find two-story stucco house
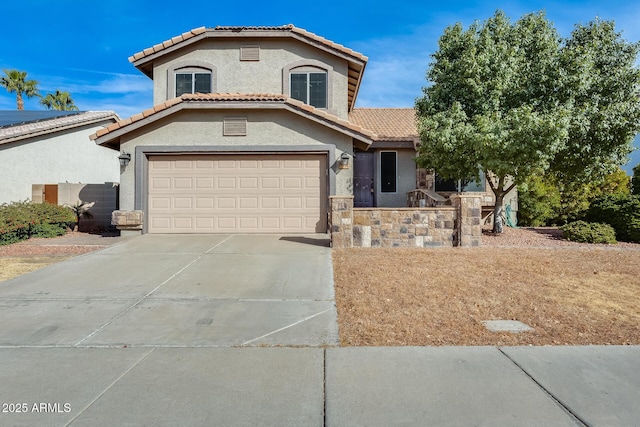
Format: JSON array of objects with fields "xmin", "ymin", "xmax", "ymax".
[{"xmin": 91, "ymin": 25, "xmax": 512, "ymax": 235}]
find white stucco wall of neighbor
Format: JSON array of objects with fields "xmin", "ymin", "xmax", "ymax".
[
  {"xmin": 0, "ymin": 123, "xmax": 120, "ymax": 204},
  {"xmin": 117, "ymin": 109, "xmax": 354, "ymax": 211}
]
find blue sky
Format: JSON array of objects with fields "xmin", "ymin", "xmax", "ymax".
[{"xmin": 1, "ymin": 0, "xmax": 639, "ymax": 172}]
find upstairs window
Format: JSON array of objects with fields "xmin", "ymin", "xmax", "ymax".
[
  {"xmin": 175, "ymin": 68, "xmax": 212, "ymax": 96},
  {"xmin": 290, "ymin": 70, "xmax": 327, "ymax": 108}
]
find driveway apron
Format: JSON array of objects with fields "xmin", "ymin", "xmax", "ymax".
[{"xmin": 0, "ymin": 234, "xmax": 338, "ymax": 347}]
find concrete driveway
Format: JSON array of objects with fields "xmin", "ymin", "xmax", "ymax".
[{"xmin": 0, "ymin": 234, "xmax": 338, "ymax": 347}]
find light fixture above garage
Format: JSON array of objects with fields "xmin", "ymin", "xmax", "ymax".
[
  {"xmin": 118, "ymin": 151, "xmax": 131, "ymax": 167},
  {"xmin": 339, "ymin": 152, "xmax": 350, "ymax": 169}
]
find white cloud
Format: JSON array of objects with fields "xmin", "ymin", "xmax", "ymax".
[
  {"xmin": 39, "ymin": 73, "xmax": 152, "ymax": 96},
  {"xmin": 350, "ymin": 22, "xmax": 442, "ymax": 108}
]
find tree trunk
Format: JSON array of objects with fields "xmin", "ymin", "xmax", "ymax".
[
  {"xmin": 17, "ymin": 92, "xmax": 24, "ymax": 110},
  {"xmin": 493, "ymin": 193, "xmax": 504, "ymax": 233}
]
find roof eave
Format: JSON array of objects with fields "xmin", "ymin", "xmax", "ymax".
[
  {"xmin": 93, "ymin": 99, "xmax": 373, "ymax": 148},
  {"xmin": 1, "ymin": 114, "xmax": 119, "ymax": 146}
]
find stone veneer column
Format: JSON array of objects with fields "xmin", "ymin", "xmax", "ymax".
[
  {"xmin": 329, "ymin": 196, "xmax": 353, "ymax": 248},
  {"xmin": 111, "ymin": 210, "xmax": 144, "ymax": 236},
  {"xmin": 451, "ymin": 194, "xmax": 482, "ymax": 247}
]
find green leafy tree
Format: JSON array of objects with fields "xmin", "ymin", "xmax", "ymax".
[
  {"xmin": 39, "ymin": 90, "xmax": 79, "ymax": 111},
  {"xmin": 416, "ymin": 11, "xmax": 640, "ymax": 233},
  {"xmin": 633, "ymin": 163, "xmax": 640, "ymax": 195},
  {"xmin": 517, "ymin": 175, "xmax": 561, "ymax": 226},
  {"xmin": 519, "ymin": 167, "xmax": 630, "ymax": 226},
  {"xmin": 0, "ymin": 69, "xmax": 40, "ymax": 110},
  {"xmin": 553, "ymin": 21, "xmax": 640, "ymax": 182}
]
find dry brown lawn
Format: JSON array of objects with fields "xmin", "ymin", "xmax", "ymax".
[
  {"xmin": 0, "ymin": 256, "xmax": 71, "ymax": 282},
  {"xmin": 333, "ymin": 247, "xmax": 640, "ymax": 346}
]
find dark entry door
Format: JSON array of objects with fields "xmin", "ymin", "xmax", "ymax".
[{"xmin": 354, "ymin": 151, "xmax": 374, "ymax": 207}]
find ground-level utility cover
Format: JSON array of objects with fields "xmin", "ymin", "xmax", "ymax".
[{"xmin": 482, "ymin": 320, "xmax": 534, "ymax": 333}]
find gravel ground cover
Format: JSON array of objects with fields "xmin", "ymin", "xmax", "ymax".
[
  {"xmin": 0, "ymin": 232, "xmax": 106, "ymax": 281},
  {"xmin": 334, "ymin": 227, "xmax": 640, "ymax": 346}
]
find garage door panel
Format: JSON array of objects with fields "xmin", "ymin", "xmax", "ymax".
[
  {"xmin": 150, "ymin": 177, "xmax": 171, "ymax": 190},
  {"xmin": 261, "ymin": 177, "xmax": 280, "ymax": 188},
  {"xmin": 217, "ymin": 217, "xmax": 237, "ymax": 229},
  {"xmin": 283, "ymin": 177, "xmax": 303, "ymax": 189},
  {"xmin": 195, "ymin": 160, "xmax": 214, "ymax": 169},
  {"xmin": 217, "ymin": 197, "xmax": 236, "ymax": 209},
  {"xmin": 283, "ymin": 197, "xmax": 302, "ymax": 209},
  {"xmin": 150, "ymin": 197, "xmax": 171, "ymax": 209},
  {"xmin": 261, "ymin": 197, "xmax": 280, "ymax": 209},
  {"xmin": 261, "ymin": 217, "xmax": 280, "ymax": 228},
  {"xmin": 195, "ymin": 198, "xmax": 214, "ymax": 209},
  {"xmin": 151, "ymin": 217, "xmax": 171, "ymax": 230},
  {"xmin": 283, "ymin": 217, "xmax": 303, "ymax": 229},
  {"xmin": 148, "ymin": 154, "xmax": 326, "ymax": 233},
  {"xmin": 195, "ymin": 177, "xmax": 214, "ymax": 188},
  {"xmin": 239, "ymin": 197, "xmax": 258, "ymax": 209},
  {"xmin": 195, "ymin": 217, "xmax": 214, "ymax": 229}
]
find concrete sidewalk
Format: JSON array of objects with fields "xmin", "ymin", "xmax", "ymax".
[{"xmin": 0, "ymin": 345, "xmax": 638, "ymax": 426}]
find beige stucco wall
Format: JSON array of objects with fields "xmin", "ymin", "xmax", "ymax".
[
  {"xmin": 117, "ymin": 109, "xmax": 353, "ymax": 211},
  {"xmin": 152, "ymin": 39, "xmax": 350, "ymax": 119},
  {"xmin": 0, "ymin": 122, "xmax": 120, "ymax": 205},
  {"xmin": 375, "ymin": 148, "xmax": 417, "ymax": 208}
]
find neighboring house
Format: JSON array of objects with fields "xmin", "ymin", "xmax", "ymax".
[
  {"xmin": 0, "ymin": 110, "xmax": 121, "ymax": 229},
  {"xmin": 91, "ymin": 25, "xmax": 512, "ymax": 235}
]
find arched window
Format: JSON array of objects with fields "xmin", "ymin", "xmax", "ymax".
[
  {"xmin": 175, "ymin": 67, "xmax": 212, "ymax": 96},
  {"xmin": 290, "ymin": 67, "xmax": 327, "ymax": 108},
  {"xmin": 283, "ymin": 61, "xmax": 332, "ymax": 109},
  {"xmin": 167, "ymin": 61, "xmax": 217, "ymax": 99}
]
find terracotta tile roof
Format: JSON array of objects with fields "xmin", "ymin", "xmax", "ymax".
[
  {"xmin": 0, "ymin": 111, "xmax": 119, "ymax": 145},
  {"xmin": 128, "ymin": 25, "xmax": 367, "ymax": 112},
  {"xmin": 349, "ymin": 108, "xmax": 418, "ymax": 141},
  {"xmin": 128, "ymin": 27, "xmax": 207, "ymax": 63},
  {"xmin": 90, "ymin": 94, "xmax": 374, "ymax": 145},
  {"xmin": 129, "ymin": 25, "xmax": 367, "ymax": 64}
]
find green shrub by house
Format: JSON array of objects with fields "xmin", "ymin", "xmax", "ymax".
[
  {"xmin": 560, "ymin": 221, "xmax": 617, "ymax": 244},
  {"xmin": 0, "ymin": 201, "xmax": 75, "ymax": 245},
  {"xmin": 585, "ymin": 195, "xmax": 640, "ymax": 243}
]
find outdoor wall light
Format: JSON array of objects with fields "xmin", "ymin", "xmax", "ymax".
[
  {"xmin": 118, "ymin": 151, "xmax": 131, "ymax": 167},
  {"xmin": 339, "ymin": 152, "xmax": 350, "ymax": 168}
]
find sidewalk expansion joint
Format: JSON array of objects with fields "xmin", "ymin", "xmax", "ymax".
[
  {"xmin": 241, "ymin": 307, "xmax": 333, "ymax": 346},
  {"xmin": 497, "ymin": 347, "xmax": 588, "ymax": 427},
  {"xmin": 323, "ymin": 347, "xmax": 327, "ymax": 427},
  {"xmin": 73, "ymin": 236, "xmax": 233, "ymax": 347},
  {"xmin": 64, "ymin": 348, "xmax": 155, "ymax": 426}
]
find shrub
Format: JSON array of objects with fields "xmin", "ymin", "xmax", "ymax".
[
  {"xmin": 585, "ymin": 194, "xmax": 640, "ymax": 243},
  {"xmin": 0, "ymin": 201, "xmax": 75, "ymax": 245},
  {"xmin": 560, "ymin": 221, "xmax": 617, "ymax": 244}
]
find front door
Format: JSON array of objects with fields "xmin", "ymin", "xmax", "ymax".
[{"xmin": 354, "ymin": 151, "xmax": 374, "ymax": 207}]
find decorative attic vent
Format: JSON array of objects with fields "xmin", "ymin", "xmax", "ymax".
[
  {"xmin": 223, "ymin": 117, "xmax": 247, "ymax": 136},
  {"xmin": 240, "ymin": 45, "xmax": 260, "ymax": 61}
]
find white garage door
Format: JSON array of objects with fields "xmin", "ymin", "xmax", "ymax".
[{"xmin": 147, "ymin": 154, "xmax": 327, "ymax": 233}]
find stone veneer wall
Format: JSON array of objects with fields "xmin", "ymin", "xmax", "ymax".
[
  {"xmin": 352, "ymin": 207, "xmax": 457, "ymax": 248},
  {"xmin": 330, "ymin": 194, "xmax": 482, "ymax": 248}
]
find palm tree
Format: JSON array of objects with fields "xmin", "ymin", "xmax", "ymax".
[
  {"xmin": 40, "ymin": 90, "xmax": 79, "ymax": 111},
  {"xmin": 0, "ymin": 69, "xmax": 40, "ymax": 110}
]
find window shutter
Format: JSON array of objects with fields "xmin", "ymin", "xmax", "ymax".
[
  {"xmin": 240, "ymin": 45, "xmax": 260, "ymax": 61},
  {"xmin": 223, "ymin": 117, "xmax": 247, "ymax": 136}
]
